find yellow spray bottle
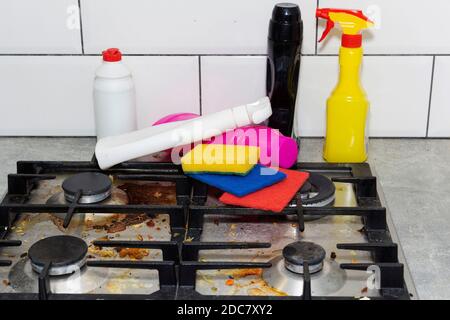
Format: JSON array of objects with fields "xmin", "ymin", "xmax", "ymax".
[{"xmin": 316, "ymin": 8, "xmax": 374, "ymax": 163}]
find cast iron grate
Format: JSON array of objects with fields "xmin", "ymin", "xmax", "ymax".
[
  {"xmin": 0, "ymin": 160, "xmax": 412, "ymax": 300},
  {"xmin": 0, "ymin": 239, "xmax": 22, "ymax": 266}
]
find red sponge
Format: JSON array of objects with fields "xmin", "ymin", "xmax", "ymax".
[{"xmin": 219, "ymin": 169, "xmax": 310, "ymax": 212}]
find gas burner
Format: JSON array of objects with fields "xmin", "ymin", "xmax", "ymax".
[
  {"xmin": 263, "ymin": 241, "xmax": 346, "ymax": 296},
  {"xmin": 283, "ymin": 241, "xmax": 326, "ymax": 274},
  {"xmin": 62, "ymin": 172, "xmax": 112, "ymax": 204},
  {"xmin": 299, "ymin": 173, "xmax": 335, "ymax": 207},
  {"xmin": 46, "ymin": 175, "xmax": 128, "ymax": 225},
  {"xmin": 28, "ymin": 235, "xmax": 88, "ymax": 276}
]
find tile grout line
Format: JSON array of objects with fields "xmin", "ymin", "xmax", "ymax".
[
  {"xmin": 77, "ymin": 0, "xmax": 85, "ymax": 54},
  {"xmin": 315, "ymin": 0, "xmax": 319, "ymax": 55},
  {"xmin": 425, "ymin": 55, "xmax": 436, "ymax": 137},
  {"xmin": 198, "ymin": 56, "xmax": 203, "ymax": 115},
  {"xmin": 2, "ymin": 53, "xmax": 450, "ymax": 57}
]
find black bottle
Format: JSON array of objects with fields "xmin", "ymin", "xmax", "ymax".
[{"xmin": 266, "ymin": 3, "xmax": 303, "ymax": 137}]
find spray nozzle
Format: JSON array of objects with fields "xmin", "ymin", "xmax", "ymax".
[{"xmin": 316, "ymin": 8, "xmax": 374, "ymax": 44}]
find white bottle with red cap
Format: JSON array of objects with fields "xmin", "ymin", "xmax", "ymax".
[{"xmin": 93, "ymin": 48, "xmax": 137, "ymax": 140}]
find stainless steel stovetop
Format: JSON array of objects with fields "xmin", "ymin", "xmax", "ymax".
[{"xmin": 0, "ymin": 161, "xmax": 417, "ymax": 300}]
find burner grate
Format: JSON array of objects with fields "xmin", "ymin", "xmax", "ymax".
[
  {"xmin": 178, "ymin": 242, "xmax": 272, "ymax": 296},
  {"xmin": 0, "ymin": 160, "xmax": 413, "ymax": 300},
  {"xmin": 0, "ymin": 239, "xmax": 22, "ymax": 266}
]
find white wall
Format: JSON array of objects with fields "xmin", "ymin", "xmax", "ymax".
[{"xmin": 0, "ymin": 0, "xmax": 448, "ymax": 137}]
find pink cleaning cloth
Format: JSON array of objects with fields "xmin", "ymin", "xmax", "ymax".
[{"xmin": 153, "ymin": 114, "xmax": 298, "ymax": 168}]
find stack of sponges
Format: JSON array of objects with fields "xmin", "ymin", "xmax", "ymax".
[{"xmin": 182, "ymin": 144, "xmax": 309, "ymax": 212}]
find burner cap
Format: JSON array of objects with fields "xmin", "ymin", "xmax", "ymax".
[
  {"xmin": 299, "ymin": 173, "xmax": 335, "ymax": 207},
  {"xmin": 283, "ymin": 241, "xmax": 326, "ymax": 274},
  {"xmin": 262, "ymin": 255, "xmax": 346, "ymax": 296},
  {"xmin": 28, "ymin": 235, "xmax": 88, "ymax": 276},
  {"xmin": 62, "ymin": 172, "xmax": 112, "ymax": 204}
]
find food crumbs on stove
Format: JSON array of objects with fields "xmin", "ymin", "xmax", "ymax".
[
  {"xmin": 20, "ymin": 252, "xmax": 28, "ymax": 258},
  {"xmin": 3, "ymin": 280, "xmax": 10, "ymax": 286},
  {"xmin": 153, "ymin": 192, "xmax": 162, "ymax": 198},
  {"xmin": 225, "ymin": 279, "xmax": 234, "ymax": 286},
  {"xmin": 213, "ymin": 219, "xmax": 219, "ymax": 226},
  {"xmin": 361, "ymin": 287, "xmax": 368, "ymax": 294},
  {"xmin": 229, "ymin": 268, "xmax": 263, "ymax": 278},
  {"xmin": 118, "ymin": 248, "xmax": 149, "ymax": 260},
  {"xmin": 146, "ymin": 220, "xmax": 155, "ymax": 228},
  {"xmin": 156, "ymin": 227, "xmax": 161, "ymax": 231},
  {"xmin": 330, "ymin": 252, "xmax": 337, "ymax": 260},
  {"xmin": 88, "ymin": 245, "xmax": 117, "ymax": 258},
  {"xmin": 358, "ymin": 227, "xmax": 366, "ymax": 233},
  {"xmin": 106, "ymin": 282, "xmax": 121, "ymax": 294},
  {"xmin": 136, "ymin": 234, "xmax": 144, "ymax": 241},
  {"xmin": 162, "ymin": 218, "xmax": 166, "ymax": 222},
  {"xmin": 147, "ymin": 235, "xmax": 153, "ymax": 240},
  {"xmin": 211, "ymin": 287, "xmax": 218, "ymax": 292}
]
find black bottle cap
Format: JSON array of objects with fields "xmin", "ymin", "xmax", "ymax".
[
  {"xmin": 272, "ymin": 3, "xmax": 301, "ymax": 24},
  {"xmin": 269, "ymin": 3, "xmax": 303, "ymax": 42}
]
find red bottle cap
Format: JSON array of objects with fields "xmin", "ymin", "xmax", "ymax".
[
  {"xmin": 342, "ymin": 34, "xmax": 362, "ymax": 48},
  {"xmin": 102, "ymin": 48, "xmax": 122, "ymax": 62}
]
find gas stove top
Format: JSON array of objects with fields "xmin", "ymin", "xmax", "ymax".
[{"xmin": 0, "ymin": 159, "xmax": 417, "ymax": 300}]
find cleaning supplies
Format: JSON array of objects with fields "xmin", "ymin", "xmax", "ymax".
[
  {"xmin": 153, "ymin": 113, "xmax": 298, "ymax": 169},
  {"xmin": 187, "ymin": 164, "xmax": 286, "ymax": 197},
  {"xmin": 181, "ymin": 144, "xmax": 260, "ymax": 175},
  {"xmin": 209, "ymin": 126, "xmax": 298, "ymax": 169},
  {"xmin": 95, "ymin": 97, "xmax": 272, "ymax": 169},
  {"xmin": 93, "ymin": 48, "xmax": 137, "ymax": 140},
  {"xmin": 219, "ymin": 168, "xmax": 309, "ymax": 212},
  {"xmin": 316, "ymin": 8, "xmax": 374, "ymax": 162},
  {"xmin": 267, "ymin": 3, "xmax": 303, "ymax": 137}
]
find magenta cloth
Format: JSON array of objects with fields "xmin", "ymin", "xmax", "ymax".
[{"xmin": 153, "ymin": 114, "xmax": 298, "ymax": 168}]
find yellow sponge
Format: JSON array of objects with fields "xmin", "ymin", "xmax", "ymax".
[{"xmin": 181, "ymin": 144, "xmax": 260, "ymax": 175}]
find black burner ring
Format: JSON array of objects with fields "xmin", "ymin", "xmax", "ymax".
[
  {"xmin": 28, "ymin": 236, "xmax": 88, "ymax": 275},
  {"xmin": 283, "ymin": 241, "xmax": 326, "ymax": 274},
  {"xmin": 300, "ymin": 173, "xmax": 335, "ymax": 207},
  {"xmin": 62, "ymin": 172, "xmax": 112, "ymax": 203}
]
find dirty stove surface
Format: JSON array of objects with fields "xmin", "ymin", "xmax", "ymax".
[{"xmin": 0, "ymin": 161, "xmax": 416, "ymax": 299}]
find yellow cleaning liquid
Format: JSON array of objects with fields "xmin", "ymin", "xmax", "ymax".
[
  {"xmin": 324, "ymin": 47, "xmax": 369, "ymax": 162},
  {"xmin": 316, "ymin": 8, "xmax": 374, "ymax": 163}
]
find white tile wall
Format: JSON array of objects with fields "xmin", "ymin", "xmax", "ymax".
[
  {"xmin": 81, "ymin": 0, "xmax": 316, "ymax": 54},
  {"xmin": 0, "ymin": 56, "xmax": 200, "ymax": 135},
  {"xmin": 428, "ymin": 57, "xmax": 450, "ymax": 137},
  {"xmin": 128, "ymin": 56, "xmax": 200, "ymax": 128},
  {"xmin": 318, "ymin": 0, "xmax": 450, "ymax": 54},
  {"xmin": 0, "ymin": 0, "xmax": 449, "ymax": 137},
  {"xmin": 296, "ymin": 56, "xmax": 433, "ymax": 137},
  {"xmin": 201, "ymin": 56, "xmax": 266, "ymax": 114},
  {"xmin": 0, "ymin": 56, "xmax": 97, "ymax": 135},
  {"xmin": 0, "ymin": 0, "xmax": 81, "ymax": 54}
]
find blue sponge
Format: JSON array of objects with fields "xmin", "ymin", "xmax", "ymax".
[{"xmin": 187, "ymin": 164, "xmax": 286, "ymax": 197}]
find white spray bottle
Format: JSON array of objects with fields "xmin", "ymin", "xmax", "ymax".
[{"xmin": 95, "ymin": 97, "xmax": 273, "ymax": 169}]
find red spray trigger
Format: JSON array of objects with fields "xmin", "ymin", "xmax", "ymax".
[
  {"xmin": 316, "ymin": 8, "xmax": 374, "ymax": 43},
  {"xmin": 319, "ymin": 19, "xmax": 334, "ymax": 42},
  {"xmin": 316, "ymin": 8, "xmax": 333, "ymax": 42}
]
